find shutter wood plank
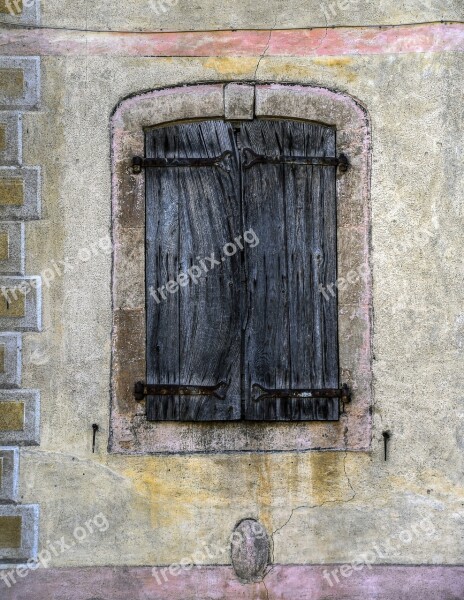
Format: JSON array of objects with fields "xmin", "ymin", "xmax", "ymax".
[
  {"xmin": 240, "ymin": 120, "xmax": 339, "ymax": 421},
  {"xmin": 145, "ymin": 121, "xmax": 241, "ymax": 421}
]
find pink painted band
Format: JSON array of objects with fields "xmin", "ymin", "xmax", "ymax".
[
  {"xmin": 0, "ymin": 23, "xmax": 463, "ymax": 57},
  {"xmin": 2, "ymin": 564, "xmax": 464, "ymax": 599}
]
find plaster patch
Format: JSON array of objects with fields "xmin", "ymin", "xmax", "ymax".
[
  {"xmin": 0, "ymin": 222, "xmax": 25, "ymax": 275},
  {"xmin": 0, "ymin": 276, "xmax": 41, "ymax": 331},
  {"xmin": 0, "ymin": 402, "xmax": 24, "ymax": 431},
  {"xmin": 0, "ymin": 0, "xmax": 38, "ymax": 25}
]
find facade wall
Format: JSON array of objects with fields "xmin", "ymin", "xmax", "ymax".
[{"xmin": 0, "ymin": 1, "xmax": 463, "ymax": 597}]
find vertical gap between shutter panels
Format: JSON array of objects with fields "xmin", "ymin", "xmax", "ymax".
[
  {"xmin": 176, "ymin": 128, "xmax": 182, "ymax": 418},
  {"xmin": 234, "ymin": 124, "xmax": 246, "ymax": 421}
]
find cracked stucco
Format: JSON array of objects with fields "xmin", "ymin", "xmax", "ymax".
[
  {"xmin": 15, "ymin": 0, "xmax": 464, "ymax": 32},
  {"xmin": 16, "ymin": 48, "xmax": 464, "ymax": 568},
  {"xmin": 1, "ymin": 0, "xmax": 461, "ymax": 578}
]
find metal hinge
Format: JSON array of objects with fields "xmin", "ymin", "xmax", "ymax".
[
  {"xmin": 242, "ymin": 147, "xmax": 349, "ymax": 172},
  {"xmin": 251, "ymin": 383, "xmax": 351, "ymax": 403},
  {"xmin": 134, "ymin": 381, "xmax": 229, "ymax": 401},
  {"xmin": 132, "ymin": 151, "xmax": 232, "ymax": 174}
]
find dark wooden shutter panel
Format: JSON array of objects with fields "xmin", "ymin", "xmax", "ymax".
[
  {"xmin": 239, "ymin": 120, "xmax": 340, "ymax": 420},
  {"xmin": 145, "ymin": 118, "xmax": 340, "ymax": 422},
  {"xmin": 145, "ymin": 121, "xmax": 241, "ymax": 421}
]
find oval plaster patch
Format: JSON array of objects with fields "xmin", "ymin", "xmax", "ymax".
[{"xmin": 231, "ymin": 518, "xmax": 270, "ymax": 582}]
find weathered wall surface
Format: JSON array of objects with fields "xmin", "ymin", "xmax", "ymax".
[
  {"xmin": 0, "ymin": 0, "xmax": 463, "ymax": 598},
  {"xmin": 39, "ymin": 0, "xmax": 463, "ymax": 31},
  {"xmin": 18, "ymin": 44, "xmax": 464, "ymax": 562}
]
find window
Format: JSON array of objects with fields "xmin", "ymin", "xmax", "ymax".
[
  {"xmin": 141, "ymin": 118, "xmax": 346, "ymax": 421},
  {"xmin": 110, "ymin": 83, "xmax": 372, "ymax": 453}
]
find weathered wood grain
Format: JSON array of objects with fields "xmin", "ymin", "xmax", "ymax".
[
  {"xmin": 146, "ymin": 120, "xmax": 241, "ymax": 420},
  {"xmin": 145, "ymin": 119, "xmax": 339, "ymax": 421},
  {"xmin": 239, "ymin": 120, "xmax": 339, "ymax": 420}
]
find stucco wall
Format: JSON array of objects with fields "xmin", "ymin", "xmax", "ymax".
[
  {"xmin": 18, "ymin": 46, "xmax": 464, "ymax": 561},
  {"xmin": 0, "ymin": 1, "xmax": 463, "ymax": 597},
  {"xmin": 39, "ymin": 0, "xmax": 463, "ymax": 31}
]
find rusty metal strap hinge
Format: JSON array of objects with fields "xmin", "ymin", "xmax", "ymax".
[
  {"xmin": 252, "ymin": 383, "xmax": 351, "ymax": 403},
  {"xmin": 134, "ymin": 381, "xmax": 229, "ymax": 401},
  {"xmin": 132, "ymin": 151, "xmax": 232, "ymax": 174},
  {"xmin": 242, "ymin": 148, "xmax": 349, "ymax": 172}
]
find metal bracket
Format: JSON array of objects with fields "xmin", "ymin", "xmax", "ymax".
[
  {"xmin": 132, "ymin": 151, "xmax": 232, "ymax": 174},
  {"xmin": 134, "ymin": 381, "xmax": 229, "ymax": 401},
  {"xmin": 242, "ymin": 147, "xmax": 349, "ymax": 172},
  {"xmin": 252, "ymin": 383, "xmax": 351, "ymax": 403}
]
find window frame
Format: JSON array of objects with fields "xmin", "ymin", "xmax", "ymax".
[{"xmin": 110, "ymin": 83, "xmax": 372, "ymax": 454}]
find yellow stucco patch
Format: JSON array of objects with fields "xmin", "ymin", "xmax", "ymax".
[
  {"xmin": 312, "ymin": 56, "xmax": 353, "ymax": 68},
  {"xmin": 120, "ymin": 451, "xmax": 352, "ymax": 536},
  {"xmin": 0, "ymin": 125, "xmax": 6, "ymax": 152},
  {"xmin": 0, "ymin": 401, "xmax": 25, "ymax": 431},
  {"xmin": 0, "ymin": 516, "xmax": 22, "ymax": 548},
  {"xmin": 0, "ymin": 291, "xmax": 25, "ymax": 317},
  {"xmin": 265, "ymin": 59, "xmax": 357, "ymax": 82},
  {"xmin": 0, "ymin": 0, "xmax": 23, "ymax": 14},
  {"xmin": 0, "ymin": 178, "xmax": 24, "ymax": 206},
  {"xmin": 0, "ymin": 232, "xmax": 9, "ymax": 261},
  {"xmin": 121, "ymin": 462, "xmax": 195, "ymax": 528},
  {"xmin": 0, "ymin": 69, "xmax": 24, "ymax": 99},
  {"xmin": 203, "ymin": 57, "xmax": 257, "ymax": 76}
]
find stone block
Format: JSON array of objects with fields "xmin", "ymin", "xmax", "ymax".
[
  {"xmin": 0, "ymin": 334, "xmax": 22, "ymax": 388},
  {"xmin": 0, "ymin": 447, "xmax": 19, "ymax": 503},
  {"xmin": 0, "ymin": 277, "xmax": 41, "ymax": 331},
  {"xmin": 224, "ymin": 83, "xmax": 255, "ymax": 120},
  {"xmin": 0, "ymin": 168, "xmax": 40, "ymax": 220},
  {"xmin": 0, "ymin": 390, "xmax": 40, "ymax": 445},
  {"xmin": 0, "ymin": 58, "xmax": 40, "ymax": 110},
  {"xmin": 0, "ymin": 113, "xmax": 22, "ymax": 166},
  {"xmin": 0, "ymin": 222, "xmax": 25, "ymax": 275},
  {"xmin": 0, "ymin": 504, "xmax": 39, "ymax": 562}
]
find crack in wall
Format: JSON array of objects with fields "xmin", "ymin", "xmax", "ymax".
[
  {"xmin": 253, "ymin": 16, "xmax": 277, "ymax": 81},
  {"xmin": 263, "ymin": 450, "xmax": 356, "ymax": 580},
  {"xmin": 262, "ymin": 576, "xmax": 270, "ymax": 600},
  {"xmin": 0, "ymin": 20, "xmax": 461, "ymax": 34}
]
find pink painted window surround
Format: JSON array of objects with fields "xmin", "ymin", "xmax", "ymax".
[{"xmin": 110, "ymin": 83, "xmax": 372, "ymax": 454}]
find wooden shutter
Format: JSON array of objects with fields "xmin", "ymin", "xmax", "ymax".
[
  {"xmin": 239, "ymin": 120, "xmax": 340, "ymax": 420},
  {"xmin": 145, "ymin": 120, "xmax": 241, "ymax": 421},
  {"xmin": 145, "ymin": 118, "xmax": 340, "ymax": 422}
]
